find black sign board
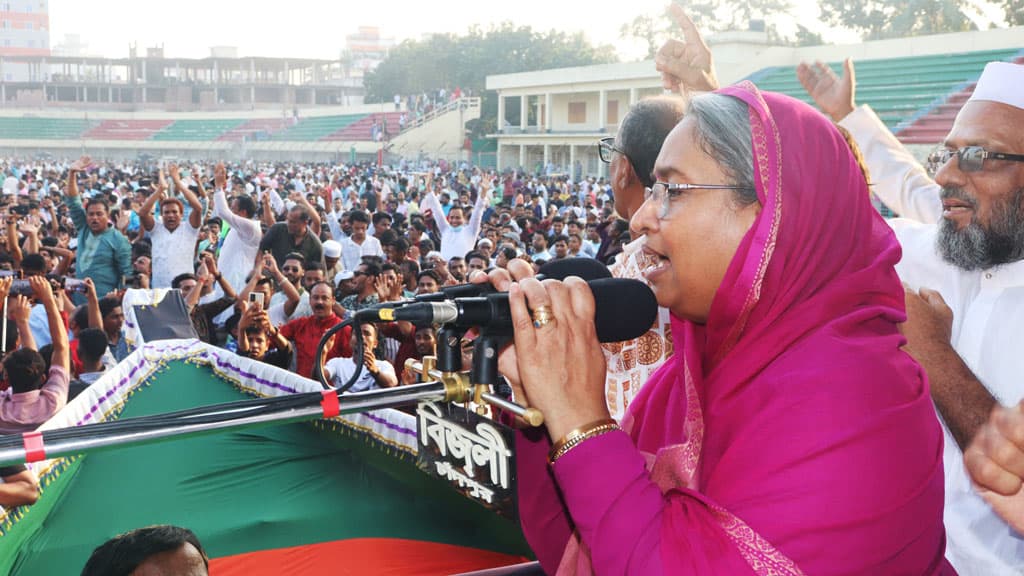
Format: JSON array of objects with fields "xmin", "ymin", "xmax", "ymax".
[{"xmin": 416, "ymin": 401, "xmax": 517, "ymax": 520}]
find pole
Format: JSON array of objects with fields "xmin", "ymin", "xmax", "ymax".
[{"xmin": 0, "ymin": 382, "xmax": 447, "ymax": 467}]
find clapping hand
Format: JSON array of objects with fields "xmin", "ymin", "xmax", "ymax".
[{"xmin": 201, "ymin": 251, "xmax": 220, "ymax": 279}]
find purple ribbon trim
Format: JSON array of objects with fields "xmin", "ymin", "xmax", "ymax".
[{"xmin": 71, "ymin": 343, "xmax": 417, "ymax": 441}]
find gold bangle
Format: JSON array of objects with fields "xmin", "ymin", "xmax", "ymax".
[{"xmin": 548, "ymin": 418, "xmax": 619, "ymax": 465}]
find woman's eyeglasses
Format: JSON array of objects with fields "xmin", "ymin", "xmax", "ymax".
[
  {"xmin": 644, "ymin": 181, "xmax": 755, "ymax": 219},
  {"xmin": 927, "ymin": 146, "xmax": 1024, "ymax": 174}
]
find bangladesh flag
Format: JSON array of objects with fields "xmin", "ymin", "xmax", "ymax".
[{"xmin": 0, "ymin": 341, "xmax": 532, "ymax": 575}]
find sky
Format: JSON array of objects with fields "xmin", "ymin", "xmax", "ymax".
[{"xmin": 47, "ymin": 0, "xmax": 852, "ymax": 62}]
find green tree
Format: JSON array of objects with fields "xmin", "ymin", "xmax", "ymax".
[
  {"xmin": 619, "ymin": 14, "xmax": 666, "ymax": 60},
  {"xmin": 685, "ymin": 0, "xmax": 795, "ymax": 32},
  {"xmin": 999, "ymin": 0, "xmax": 1024, "ymax": 25},
  {"xmin": 793, "ymin": 24, "xmax": 825, "ymax": 46},
  {"xmin": 363, "ymin": 23, "xmax": 617, "ymax": 139},
  {"xmin": 819, "ymin": 0, "xmax": 978, "ymax": 40}
]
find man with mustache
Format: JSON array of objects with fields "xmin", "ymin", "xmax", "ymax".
[
  {"xmin": 138, "ymin": 165, "xmax": 204, "ymax": 289},
  {"xmin": 269, "ymin": 281, "xmax": 349, "ymax": 379},
  {"xmin": 801, "ymin": 60, "xmax": 1024, "ymax": 575}
]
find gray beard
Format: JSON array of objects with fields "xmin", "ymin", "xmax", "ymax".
[{"xmin": 937, "ymin": 187, "xmax": 1024, "ymax": 271}]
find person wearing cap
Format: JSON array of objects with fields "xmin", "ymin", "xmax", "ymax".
[
  {"xmin": 475, "ymin": 237, "xmax": 494, "ymax": 264},
  {"xmin": 322, "ymin": 239, "xmax": 343, "ymax": 280},
  {"xmin": 800, "ymin": 58, "xmax": 1024, "ymax": 574},
  {"xmin": 333, "ymin": 269, "xmax": 358, "ymax": 302}
]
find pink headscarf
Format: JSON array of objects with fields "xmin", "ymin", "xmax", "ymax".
[{"xmin": 564, "ymin": 83, "xmax": 951, "ymax": 574}]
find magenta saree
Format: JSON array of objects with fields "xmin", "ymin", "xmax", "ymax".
[{"xmin": 516, "ymin": 83, "xmax": 954, "ymax": 575}]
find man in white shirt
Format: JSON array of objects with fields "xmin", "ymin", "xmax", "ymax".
[
  {"xmin": 138, "ymin": 165, "xmax": 203, "ymax": 289},
  {"xmin": 323, "ymin": 323, "xmax": 397, "ymax": 393},
  {"xmin": 212, "ymin": 163, "xmax": 262, "ymax": 296},
  {"xmin": 800, "ymin": 58, "xmax": 1024, "ymax": 576},
  {"xmin": 337, "ymin": 209, "xmax": 384, "ymax": 272},
  {"xmin": 420, "ymin": 178, "xmax": 490, "ymax": 261}
]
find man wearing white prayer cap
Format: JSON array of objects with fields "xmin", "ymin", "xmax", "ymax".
[{"xmin": 799, "ymin": 59, "xmax": 1024, "ymax": 575}]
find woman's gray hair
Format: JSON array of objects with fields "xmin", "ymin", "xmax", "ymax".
[{"xmin": 688, "ymin": 93, "xmax": 758, "ymax": 207}]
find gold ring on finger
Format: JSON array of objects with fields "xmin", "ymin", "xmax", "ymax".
[{"xmin": 532, "ymin": 305, "xmax": 555, "ymax": 329}]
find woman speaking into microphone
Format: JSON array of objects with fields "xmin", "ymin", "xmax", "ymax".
[{"xmin": 477, "ymin": 83, "xmax": 953, "ymax": 575}]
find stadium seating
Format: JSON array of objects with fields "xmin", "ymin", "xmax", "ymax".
[
  {"xmin": 217, "ymin": 118, "xmax": 294, "ymax": 142},
  {"xmin": 152, "ymin": 119, "xmax": 246, "ymax": 142},
  {"xmin": 898, "ymin": 53, "xmax": 1024, "ymax": 144},
  {"xmin": 749, "ymin": 48, "xmax": 1023, "ymax": 139},
  {"xmin": 82, "ymin": 119, "xmax": 174, "ymax": 141},
  {"xmin": 324, "ymin": 112, "xmax": 404, "ymax": 141},
  {"xmin": 0, "ymin": 117, "xmax": 95, "ymax": 140},
  {"xmin": 268, "ymin": 114, "xmax": 366, "ymax": 141}
]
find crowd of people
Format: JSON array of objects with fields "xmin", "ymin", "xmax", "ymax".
[
  {"xmin": 1, "ymin": 7, "xmax": 1023, "ymax": 576},
  {"xmin": 0, "ymin": 150, "xmax": 631, "ymax": 421}
]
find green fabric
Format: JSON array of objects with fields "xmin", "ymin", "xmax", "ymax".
[{"xmin": 0, "ymin": 361, "xmax": 529, "ymax": 575}]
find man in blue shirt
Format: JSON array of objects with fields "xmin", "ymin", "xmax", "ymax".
[{"xmin": 64, "ymin": 157, "xmax": 133, "ymax": 301}]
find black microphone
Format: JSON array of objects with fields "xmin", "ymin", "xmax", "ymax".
[
  {"xmin": 411, "ymin": 257, "xmax": 612, "ymax": 302},
  {"xmin": 364, "ymin": 278, "xmax": 657, "ymax": 343}
]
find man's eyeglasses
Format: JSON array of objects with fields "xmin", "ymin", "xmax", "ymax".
[
  {"xmin": 927, "ymin": 146, "xmax": 1024, "ymax": 174},
  {"xmin": 644, "ymin": 181, "xmax": 756, "ymax": 219},
  {"xmin": 598, "ymin": 137, "xmax": 625, "ymax": 164}
]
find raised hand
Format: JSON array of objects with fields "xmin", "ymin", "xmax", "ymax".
[
  {"xmin": 201, "ymin": 252, "xmax": 220, "ymax": 278},
  {"xmin": 17, "ymin": 219, "xmax": 39, "ymax": 236},
  {"xmin": 238, "ymin": 300, "xmax": 255, "ymax": 330},
  {"xmin": 362, "ymin": 347, "xmax": 378, "ymax": 374},
  {"xmin": 654, "ymin": 4, "xmax": 718, "ymax": 93},
  {"xmin": 69, "ymin": 155, "xmax": 92, "ymax": 173},
  {"xmin": 797, "ymin": 58, "xmax": 856, "ymax": 122},
  {"xmin": 157, "ymin": 169, "xmax": 169, "ymax": 195},
  {"xmin": 168, "ymin": 163, "xmax": 180, "ymax": 182},
  {"xmin": 28, "ymin": 275, "xmax": 55, "ymax": 305},
  {"xmin": 0, "ymin": 277, "xmax": 12, "ymax": 302},
  {"xmin": 7, "ymin": 295, "xmax": 31, "ymax": 323},
  {"xmin": 262, "ymin": 252, "xmax": 279, "ymax": 276},
  {"xmin": 115, "ymin": 211, "xmax": 130, "ymax": 232},
  {"xmin": 214, "ymin": 162, "xmax": 227, "ymax": 190}
]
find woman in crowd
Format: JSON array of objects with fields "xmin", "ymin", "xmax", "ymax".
[{"xmin": 487, "ymin": 83, "xmax": 954, "ymax": 574}]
